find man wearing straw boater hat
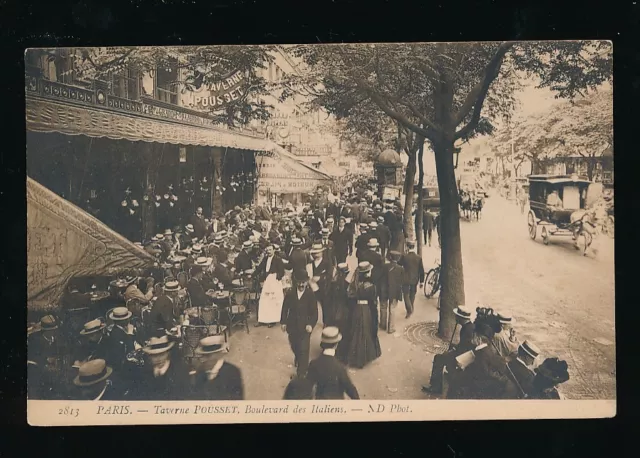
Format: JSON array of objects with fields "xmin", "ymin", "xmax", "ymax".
[
  {"xmin": 70, "ymin": 359, "xmax": 120, "ymax": 401},
  {"xmin": 422, "ymin": 306, "xmax": 475, "ymax": 395},
  {"xmin": 329, "ymin": 216, "xmax": 353, "ymax": 265},
  {"xmin": 492, "ymin": 310, "xmax": 520, "ymax": 358},
  {"xmin": 307, "ymin": 242, "xmax": 333, "ymax": 326},
  {"xmin": 190, "ymin": 336, "xmax": 244, "ymax": 400},
  {"xmin": 133, "ymin": 336, "xmax": 189, "ymax": 400},
  {"xmin": 72, "ymin": 319, "xmax": 108, "ymax": 369},
  {"xmin": 105, "ymin": 306, "xmax": 142, "ymax": 373},
  {"xmin": 187, "ymin": 257, "xmax": 212, "ymax": 308},
  {"xmin": 307, "ymin": 327, "xmax": 360, "ymax": 400},
  {"xmin": 504, "ymin": 340, "xmax": 541, "ymax": 399},
  {"xmin": 286, "ymin": 237, "xmax": 309, "ymax": 279},
  {"xmin": 281, "ymin": 270, "xmax": 318, "ymax": 377},
  {"xmin": 149, "ymin": 280, "xmax": 180, "ymax": 337},
  {"xmin": 234, "ymin": 240, "xmax": 254, "ymax": 274}
]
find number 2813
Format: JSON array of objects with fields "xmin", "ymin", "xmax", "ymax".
[{"xmin": 58, "ymin": 406, "xmax": 79, "ymax": 417}]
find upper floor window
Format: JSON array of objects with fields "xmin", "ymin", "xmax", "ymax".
[
  {"xmin": 156, "ymin": 57, "xmax": 179, "ymax": 105},
  {"xmin": 111, "ymin": 67, "xmax": 141, "ymax": 100}
]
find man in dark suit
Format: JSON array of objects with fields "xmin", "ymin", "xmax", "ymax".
[
  {"xmin": 504, "ymin": 340, "xmax": 541, "ymax": 399},
  {"xmin": 308, "ymin": 243, "xmax": 333, "ymax": 326},
  {"xmin": 190, "ymin": 335, "xmax": 244, "ymax": 400},
  {"xmin": 234, "ymin": 241, "xmax": 254, "ymax": 273},
  {"xmin": 358, "ymin": 238, "xmax": 384, "ymax": 285},
  {"xmin": 211, "ymin": 254, "xmax": 234, "ymax": 290},
  {"xmin": 329, "ymin": 217, "xmax": 353, "ymax": 265},
  {"xmin": 380, "ymin": 251, "xmax": 405, "ymax": 333},
  {"xmin": 286, "ymin": 238, "xmax": 310, "ymax": 279},
  {"xmin": 281, "ymin": 270, "xmax": 318, "ymax": 377},
  {"xmin": 189, "ymin": 207, "xmax": 207, "ymax": 240},
  {"xmin": 187, "ymin": 264, "xmax": 210, "ymax": 308},
  {"xmin": 319, "ymin": 228, "xmax": 336, "ymax": 266},
  {"xmin": 398, "ymin": 240, "xmax": 425, "ymax": 319},
  {"xmin": 422, "ymin": 306, "xmax": 475, "ymax": 394},
  {"xmin": 340, "ymin": 202, "xmax": 355, "ymax": 234},
  {"xmin": 307, "ymin": 327, "xmax": 360, "ymax": 400},
  {"xmin": 374, "ymin": 217, "xmax": 392, "ymax": 260},
  {"xmin": 149, "ymin": 281, "xmax": 180, "ymax": 337},
  {"xmin": 134, "ymin": 336, "xmax": 191, "ymax": 400}
]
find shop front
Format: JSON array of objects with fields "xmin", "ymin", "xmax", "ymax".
[
  {"xmin": 26, "ymin": 78, "xmax": 282, "ymax": 241},
  {"xmin": 256, "ymin": 149, "xmax": 333, "ymax": 209}
]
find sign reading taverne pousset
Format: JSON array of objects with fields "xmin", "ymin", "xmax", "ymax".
[{"xmin": 194, "ymin": 71, "xmax": 246, "ymax": 108}]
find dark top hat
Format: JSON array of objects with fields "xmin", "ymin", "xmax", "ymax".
[{"xmin": 294, "ymin": 270, "xmax": 310, "ymax": 282}]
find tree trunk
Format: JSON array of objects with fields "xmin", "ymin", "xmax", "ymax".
[
  {"xmin": 433, "ymin": 137, "xmax": 465, "ymax": 341},
  {"xmin": 403, "ymin": 150, "xmax": 417, "ymax": 244},
  {"xmin": 416, "ymin": 141, "xmax": 425, "ymax": 254}
]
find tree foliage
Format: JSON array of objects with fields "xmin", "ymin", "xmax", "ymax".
[
  {"xmin": 39, "ymin": 46, "xmax": 277, "ymax": 127},
  {"xmin": 279, "ymin": 40, "xmax": 612, "ymax": 340},
  {"xmin": 489, "ymin": 85, "xmax": 613, "ymax": 172}
]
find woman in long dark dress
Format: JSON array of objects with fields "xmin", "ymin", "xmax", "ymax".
[
  {"xmin": 331, "ymin": 263, "xmax": 352, "ymax": 361},
  {"xmin": 339, "ymin": 262, "xmax": 382, "ymax": 369}
]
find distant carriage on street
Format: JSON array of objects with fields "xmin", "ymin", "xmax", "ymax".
[{"xmin": 527, "ymin": 174, "xmax": 599, "ymax": 255}]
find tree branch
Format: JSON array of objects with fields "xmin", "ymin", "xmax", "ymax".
[
  {"xmin": 368, "ymin": 91, "xmax": 436, "ymax": 141},
  {"xmin": 453, "ymin": 42, "xmax": 516, "ymax": 140}
]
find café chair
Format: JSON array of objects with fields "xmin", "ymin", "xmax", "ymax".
[
  {"xmin": 180, "ymin": 324, "xmax": 210, "ymax": 364},
  {"xmin": 228, "ymin": 286, "xmax": 250, "ymax": 336},
  {"xmin": 126, "ymin": 298, "xmax": 146, "ymax": 319}
]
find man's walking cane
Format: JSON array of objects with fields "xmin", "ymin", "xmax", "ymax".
[{"xmin": 448, "ymin": 322, "xmax": 459, "ymax": 351}]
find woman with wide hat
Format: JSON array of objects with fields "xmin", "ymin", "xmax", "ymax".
[{"xmin": 340, "ymin": 262, "xmax": 382, "ymax": 369}]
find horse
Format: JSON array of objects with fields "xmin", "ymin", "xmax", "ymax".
[
  {"xmin": 459, "ymin": 192, "xmax": 473, "ymax": 220},
  {"xmin": 471, "ymin": 197, "xmax": 484, "ymax": 221},
  {"xmin": 569, "ymin": 209, "xmax": 600, "ymax": 256}
]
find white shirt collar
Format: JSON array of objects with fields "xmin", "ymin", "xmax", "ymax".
[
  {"xmin": 297, "ymin": 288, "xmax": 305, "ymax": 299},
  {"xmin": 322, "ymin": 348, "xmax": 336, "ymax": 356}
]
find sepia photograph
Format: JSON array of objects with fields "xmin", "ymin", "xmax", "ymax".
[{"xmin": 25, "ymin": 41, "xmax": 614, "ymax": 424}]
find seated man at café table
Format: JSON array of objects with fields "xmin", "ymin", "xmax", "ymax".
[
  {"xmin": 105, "ymin": 307, "xmax": 143, "ymax": 373},
  {"xmin": 72, "ymin": 319, "xmax": 109, "ymax": 369},
  {"xmin": 190, "ymin": 335, "xmax": 244, "ymax": 400},
  {"xmin": 188, "ymin": 260, "xmax": 212, "ymax": 308},
  {"xmin": 149, "ymin": 281, "xmax": 180, "ymax": 337},
  {"xmin": 123, "ymin": 275, "xmax": 154, "ymax": 304}
]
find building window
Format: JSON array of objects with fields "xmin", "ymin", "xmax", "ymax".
[
  {"xmin": 156, "ymin": 58, "xmax": 179, "ymax": 105},
  {"xmin": 111, "ymin": 67, "xmax": 141, "ymax": 100}
]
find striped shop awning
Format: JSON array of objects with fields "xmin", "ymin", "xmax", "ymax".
[{"xmin": 26, "ymin": 96, "xmax": 281, "ymax": 157}]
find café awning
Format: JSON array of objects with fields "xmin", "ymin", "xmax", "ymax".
[
  {"xmin": 27, "ymin": 176, "xmax": 156, "ymax": 312},
  {"xmin": 26, "ymin": 96, "xmax": 281, "ymax": 156},
  {"xmin": 256, "ymin": 146, "xmax": 332, "ymax": 194}
]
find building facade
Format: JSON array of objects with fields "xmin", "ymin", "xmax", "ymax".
[{"xmin": 25, "ymin": 47, "xmax": 330, "ymax": 242}]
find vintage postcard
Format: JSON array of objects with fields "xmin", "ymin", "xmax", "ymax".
[{"xmin": 26, "ymin": 41, "xmax": 615, "ymax": 426}]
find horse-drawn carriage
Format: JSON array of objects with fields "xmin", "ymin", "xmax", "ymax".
[{"xmin": 527, "ymin": 174, "xmax": 599, "ymax": 255}]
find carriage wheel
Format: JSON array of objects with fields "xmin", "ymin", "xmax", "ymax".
[
  {"xmin": 527, "ymin": 210, "xmax": 537, "ymax": 240},
  {"xmin": 541, "ymin": 226, "xmax": 549, "ymax": 245}
]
